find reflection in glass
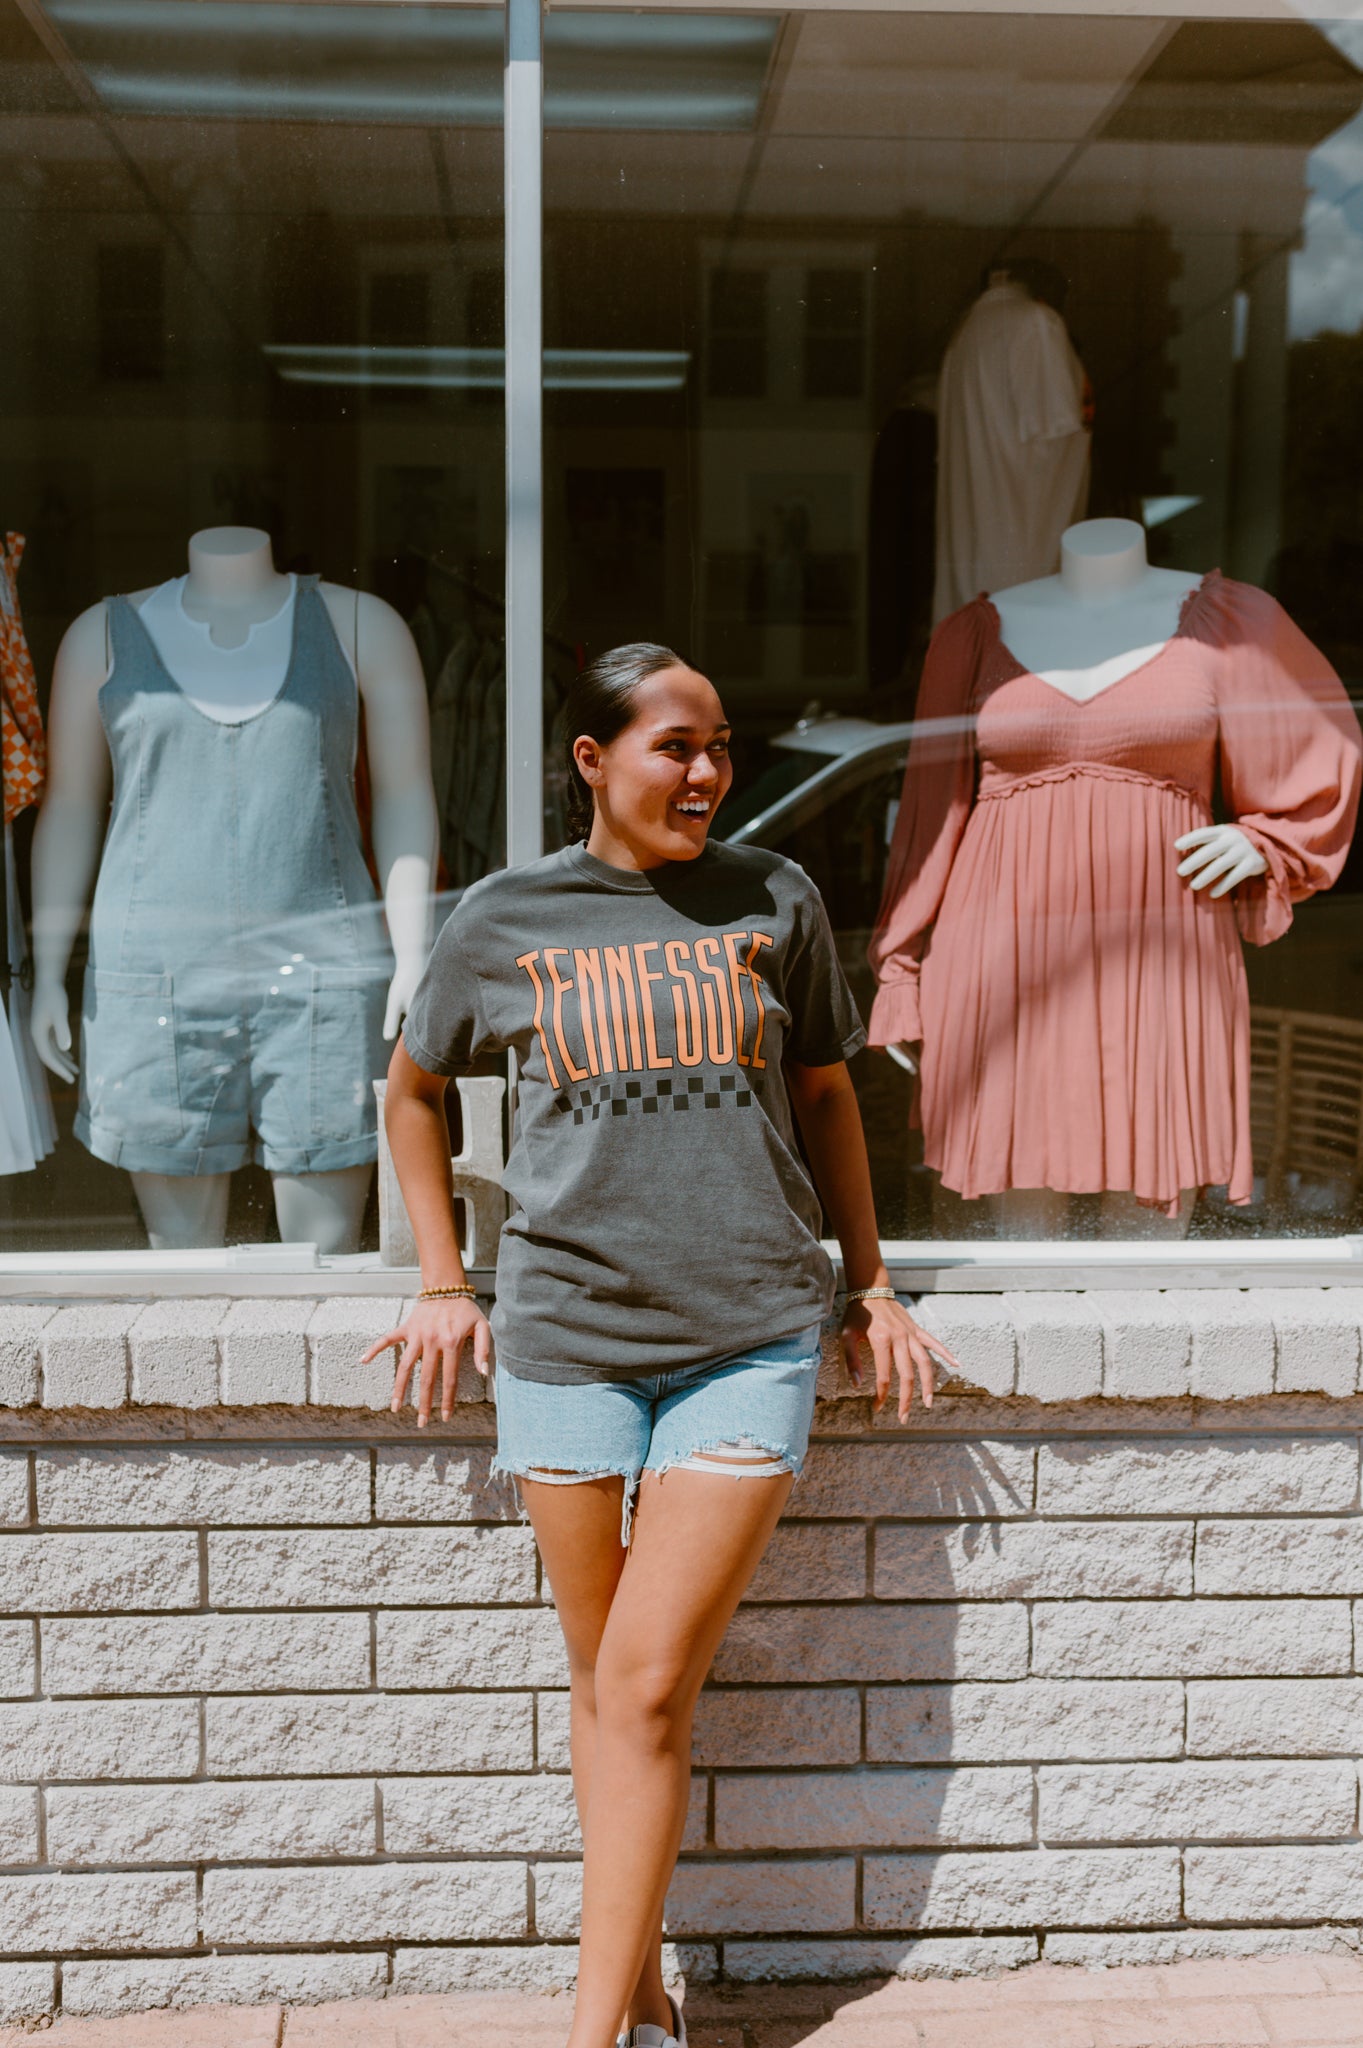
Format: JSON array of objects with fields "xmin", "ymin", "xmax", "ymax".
[
  {"xmin": 0, "ymin": 0, "xmax": 502, "ymax": 1251},
  {"xmin": 545, "ymin": 9, "xmax": 1363, "ymax": 1241}
]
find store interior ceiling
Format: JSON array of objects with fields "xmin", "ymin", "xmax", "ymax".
[{"xmin": 28, "ymin": 3, "xmax": 1363, "ymax": 223}]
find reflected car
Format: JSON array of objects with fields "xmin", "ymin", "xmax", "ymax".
[{"xmin": 718, "ymin": 713, "xmax": 912, "ymax": 940}]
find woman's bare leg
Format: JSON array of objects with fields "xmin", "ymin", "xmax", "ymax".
[
  {"xmin": 564, "ymin": 1462, "xmax": 794, "ymax": 2048},
  {"xmin": 520, "ymin": 1473, "xmax": 670, "ymax": 2035}
]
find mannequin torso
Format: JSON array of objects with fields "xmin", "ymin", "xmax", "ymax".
[
  {"xmin": 990, "ymin": 517, "xmax": 1202, "ymax": 700},
  {"xmin": 30, "ymin": 525, "xmax": 440, "ymax": 1251},
  {"xmin": 883, "ymin": 519, "xmax": 1268, "ymax": 1150}
]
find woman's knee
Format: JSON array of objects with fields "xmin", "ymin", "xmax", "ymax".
[{"xmin": 595, "ymin": 1649, "xmax": 694, "ymax": 1742}]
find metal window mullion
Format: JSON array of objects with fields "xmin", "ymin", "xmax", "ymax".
[{"xmin": 504, "ymin": 0, "xmax": 543, "ymax": 872}]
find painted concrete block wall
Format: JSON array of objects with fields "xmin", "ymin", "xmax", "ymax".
[{"xmin": 0, "ymin": 1293, "xmax": 1359, "ymax": 2022}]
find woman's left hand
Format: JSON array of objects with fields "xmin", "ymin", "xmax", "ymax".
[{"xmin": 842, "ymin": 1295, "xmax": 961, "ymax": 1419}]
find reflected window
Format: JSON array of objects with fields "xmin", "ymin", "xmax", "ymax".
[
  {"xmin": 0, "ymin": 0, "xmax": 503, "ymax": 1255},
  {"xmin": 544, "ymin": 7, "xmax": 1363, "ymax": 1244}
]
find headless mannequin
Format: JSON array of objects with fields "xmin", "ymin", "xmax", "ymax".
[
  {"xmin": 888, "ymin": 517, "xmax": 1268, "ymax": 1238},
  {"xmin": 30, "ymin": 527, "xmax": 439, "ymax": 1252}
]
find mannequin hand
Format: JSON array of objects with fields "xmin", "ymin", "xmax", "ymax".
[
  {"xmin": 383, "ymin": 956, "xmax": 426, "ymax": 1040},
  {"xmin": 29, "ymin": 979, "xmax": 77, "ymax": 1083},
  {"xmin": 884, "ymin": 1041, "xmax": 920, "ymax": 1078},
  {"xmin": 1174, "ymin": 824, "xmax": 1268, "ymax": 898},
  {"xmin": 364, "ymin": 1295, "xmax": 492, "ymax": 1427},
  {"xmin": 842, "ymin": 1295, "xmax": 961, "ymax": 1420}
]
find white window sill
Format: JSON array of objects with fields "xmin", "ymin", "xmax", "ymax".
[{"xmin": 0, "ymin": 1236, "xmax": 1360, "ymax": 1299}]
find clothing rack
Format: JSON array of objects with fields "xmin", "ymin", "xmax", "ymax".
[{"xmin": 405, "ymin": 550, "xmax": 579, "ymax": 664}]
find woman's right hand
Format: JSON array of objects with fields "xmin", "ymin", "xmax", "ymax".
[{"xmin": 362, "ymin": 1296, "xmax": 492, "ymax": 1428}]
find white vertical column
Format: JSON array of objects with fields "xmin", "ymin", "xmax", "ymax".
[{"xmin": 504, "ymin": 0, "xmax": 543, "ymax": 870}]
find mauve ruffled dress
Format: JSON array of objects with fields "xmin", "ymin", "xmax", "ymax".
[{"xmin": 867, "ymin": 572, "xmax": 1363, "ymax": 1212}]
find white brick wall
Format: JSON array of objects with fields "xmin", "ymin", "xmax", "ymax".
[
  {"xmin": 1036, "ymin": 1761, "xmax": 1357, "ymax": 1842},
  {"xmin": 0, "ymin": 1289, "xmax": 1360, "ymax": 2023}
]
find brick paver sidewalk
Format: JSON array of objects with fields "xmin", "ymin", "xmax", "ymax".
[{"xmin": 6, "ymin": 1952, "xmax": 1363, "ymax": 2047}]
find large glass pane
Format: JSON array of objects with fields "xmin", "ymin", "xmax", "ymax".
[
  {"xmin": 543, "ymin": 7, "xmax": 1363, "ymax": 1243},
  {"xmin": 0, "ymin": 0, "xmax": 502, "ymax": 1251}
]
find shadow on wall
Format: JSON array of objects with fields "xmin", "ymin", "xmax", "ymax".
[{"xmin": 663, "ymin": 1416, "xmax": 1023, "ymax": 1993}]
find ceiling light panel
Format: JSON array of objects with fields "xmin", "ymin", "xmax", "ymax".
[{"xmin": 44, "ymin": 0, "xmax": 778, "ymax": 130}]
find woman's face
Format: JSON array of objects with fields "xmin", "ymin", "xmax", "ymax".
[{"xmin": 575, "ymin": 665, "xmax": 734, "ymax": 867}]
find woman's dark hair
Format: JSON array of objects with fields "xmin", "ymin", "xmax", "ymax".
[{"xmin": 564, "ymin": 641, "xmax": 688, "ymax": 841}]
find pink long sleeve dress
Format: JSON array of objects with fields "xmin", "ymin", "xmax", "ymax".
[{"xmin": 867, "ymin": 571, "xmax": 1363, "ymax": 1213}]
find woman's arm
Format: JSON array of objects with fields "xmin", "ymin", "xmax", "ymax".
[
  {"xmin": 361, "ymin": 1039, "xmax": 491, "ymax": 1425},
  {"xmin": 786, "ymin": 1058, "xmax": 959, "ymax": 1419}
]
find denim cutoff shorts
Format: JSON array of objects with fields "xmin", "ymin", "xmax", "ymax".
[{"xmin": 492, "ymin": 1325, "xmax": 823, "ymax": 1544}]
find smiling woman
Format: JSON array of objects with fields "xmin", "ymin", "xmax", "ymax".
[
  {"xmin": 563, "ymin": 644, "xmax": 734, "ymax": 857},
  {"xmin": 368, "ymin": 638, "xmax": 958, "ymax": 2048}
]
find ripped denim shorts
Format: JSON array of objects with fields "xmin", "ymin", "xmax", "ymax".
[{"xmin": 491, "ymin": 1325, "xmax": 823, "ymax": 1545}]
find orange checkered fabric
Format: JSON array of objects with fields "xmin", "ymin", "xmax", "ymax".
[{"xmin": 0, "ymin": 532, "xmax": 46, "ymax": 824}]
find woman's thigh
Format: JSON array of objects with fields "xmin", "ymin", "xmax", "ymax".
[
  {"xmin": 583, "ymin": 1332, "xmax": 823, "ymax": 1702},
  {"xmin": 598, "ymin": 1461, "xmax": 796, "ymax": 1712},
  {"xmin": 493, "ymin": 1370, "xmax": 654, "ymax": 1660}
]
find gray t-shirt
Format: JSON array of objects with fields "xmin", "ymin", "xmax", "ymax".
[{"xmin": 402, "ymin": 840, "xmax": 866, "ymax": 1382}]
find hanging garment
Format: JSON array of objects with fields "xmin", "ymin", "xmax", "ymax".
[
  {"xmin": 461, "ymin": 645, "xmax": 506, "ymax": 874},
  {"xmin": 0, "ymin": 535, "xmax": 45, "ymax": 822},
  {"xmin": 0, "ymin": 533, "xmax": 55, "ymax": 1175},
  {"xmin": 932, "ymin": 281, "xmax": 1090, "ymax": 624},
  {"xmin": 868, "ymin": 573, "xmax": 1363, "ymax": 1213},
  {"xmin": 0, "ymin": 821, "xmax": 56, "ymax": 1176},
  {"xmin": 77, "ymin": 575, "xmax": 392, "ymax": 1177},
  {"xmin": 438, "ymin": 631, "xmax": 505, "ymax": 887},
  {"xmin": 428, "ymin": 623, "xmax": 481, "ymax": 881}
]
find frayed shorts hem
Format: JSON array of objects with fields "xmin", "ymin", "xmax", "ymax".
[
  {"xmin": 489, "ymin": 1437, "xmax": 803, "ymax": 1488},
  {"xmin": 490, "ymin": 1444, "xmax": 801, "ymax": 1548}
]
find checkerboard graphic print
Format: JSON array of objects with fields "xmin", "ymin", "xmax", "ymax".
[{"xmin": 558, "ymin": 1073, "xmax": 754, "ymax": 1121}]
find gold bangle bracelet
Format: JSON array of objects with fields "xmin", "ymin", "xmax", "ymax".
[
  {"xmin": 846, "ymin": 1286, "xmax": 898, "ymax": 1304},
  {"xmin": 417, "ymin": 1285, "xmax": 477, "ymax": 1301}
]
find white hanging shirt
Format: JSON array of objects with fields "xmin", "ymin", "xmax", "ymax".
[
  {"xmin": 134, "ymin": 573, "xmax": 304, "ymax": 724},
  {"xmin": 932, "ymin": 281, "xmax": 1091, "ymax": 624}
]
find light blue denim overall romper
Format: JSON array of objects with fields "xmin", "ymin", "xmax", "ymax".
[{"xmin": 75, "ymin": 577, "xmax": 392, "ymax": 1176}]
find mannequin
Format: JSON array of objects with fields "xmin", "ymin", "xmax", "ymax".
[
  {"xmin": 890, "ymin": 518, "xmax": 1268, "ymax": 1093},
  {"xmin": 31, "ymin": 527, "xmax": 438, "ymax": 1251},
  {"xmin": 870, "ymin": 515, "xmax": 1361, "ymax": 1232}
]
